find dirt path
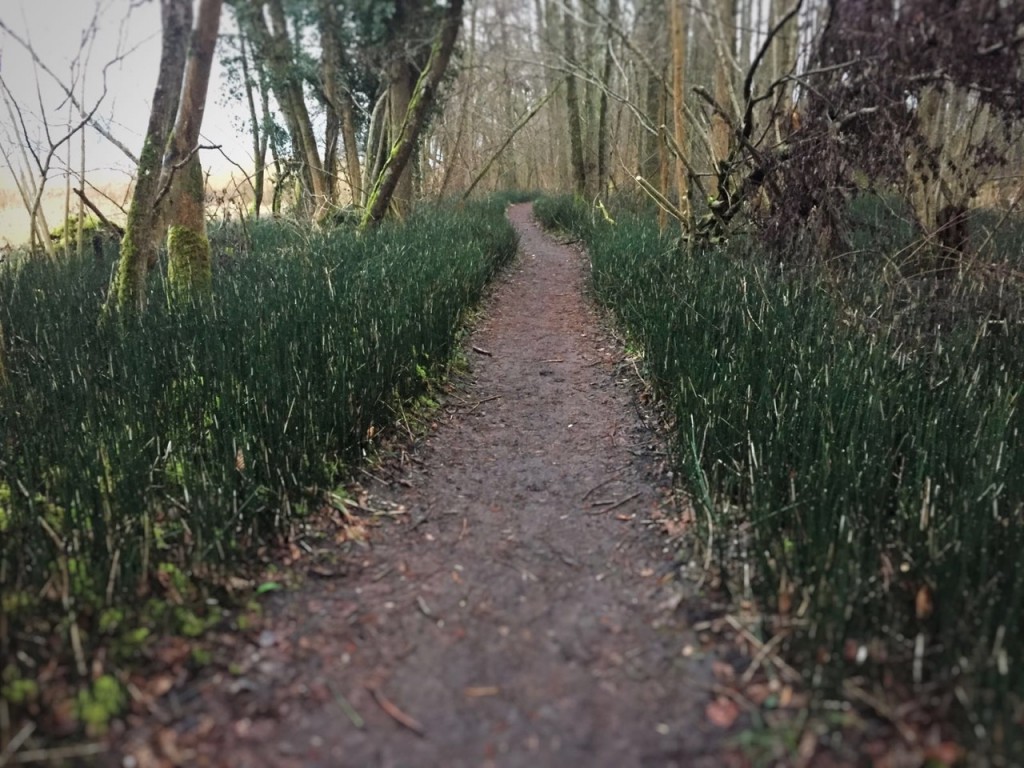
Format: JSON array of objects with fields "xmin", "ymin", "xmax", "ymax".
[{"xmin": 115, "ymin": 204, "xmax": 724, "ymax": 767}]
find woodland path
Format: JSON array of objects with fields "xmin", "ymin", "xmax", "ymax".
[{"xmin": 114, "ymin": 203, "xmax": 726, "ymax": 767}]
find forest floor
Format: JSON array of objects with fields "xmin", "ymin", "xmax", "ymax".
[{"xmin": 107, "ymin": 204, "xmax": 747, "ymax": 767}]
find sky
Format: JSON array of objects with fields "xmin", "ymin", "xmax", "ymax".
[{"xmin": 0, "ymin": 0, "xmax": 245, "ymax": 246}]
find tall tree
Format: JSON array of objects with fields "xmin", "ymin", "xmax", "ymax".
[
  {"xmin": 563, "ymin": 2, "xmax": 587, "ymax": 196},
  {"xmin": 317, "ymin": 0, "xmax": 363, "ymax": 206},
  {"xmin": 164, "ymin": 0, "xmax": 224, "ymax": 302},
  {"xmin": 112, "ymin": 0, "xmax": 191, "ymax": 311},
  {"xmin": 359, "ymin": 0, "xmax": 465, "ymax": 231}
]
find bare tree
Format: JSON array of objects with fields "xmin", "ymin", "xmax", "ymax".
[
  {"xmin": 111, "ymin": 0, "xmax": 224, "ymax": 310},
  {"xmin": 113, "ymin": 0, "xmax": 191, "ymax": 310}
]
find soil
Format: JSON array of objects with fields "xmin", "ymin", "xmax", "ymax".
[{"xmin": 111, "ymin": 204, "xmax": 732, "ymax": 767}]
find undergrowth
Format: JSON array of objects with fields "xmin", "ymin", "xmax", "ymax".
[
  {"xmin": 0, "ymin": 197, "xmax": 518, "ymax": 737},
  {"xmin": 534, "ymin": 194, "xmax": 1024, "ymax": 757}
]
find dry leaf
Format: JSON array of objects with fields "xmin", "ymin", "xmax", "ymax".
[
  {"xmin": 915, "ymin": 584, "xmax": 934, "ymax": 620},
  {"xmin": 711, "ymin": 660, "xmax": 736, "ymax": 683},
  {"xmin": 923, "ymin": 742, "xmax": 961, "ymax": 765},
  {"xmin": 148, "ymin": 675, "xmax": 175, "ymax": 698},
  {"xmin": 705, "ymin": 696, "xmax": 741, "ymax": 728}
]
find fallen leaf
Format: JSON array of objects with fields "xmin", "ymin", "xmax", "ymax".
[
  {"xmin": 923, "ymin": 742, "xmax": 961, "ymax": 765},
  {"xmin": 915, "ymin": 584, "xmax": 934, "ymax": 620},
  {"xmin": 745, "ymin": 683, "xmax": 772, "ymax": 705},
  {"xmin": 148, "ymin": 675, "xmax": 175, "ymax": 698},
  {"xmin": 705, "ymin": 696, "xmax": 741, "ymax": 728},
  {"xmin": 711, "ymin": 660, "xmax": 736, "ymax": 683}
]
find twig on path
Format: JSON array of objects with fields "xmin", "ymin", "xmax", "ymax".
[
  {"xmin": 366, "ymin": 685, "xmax": 425, "ymax": 737},
  {"xmin": 539, "ymin": 358, "xmax": 564, "ymax": 363},
  {"xmin": 327, "ymin": 681, "xmax": 365, "ymax": 730},
  {"xmin": 471, "ymin": 345, "xmax": 493, "ymax": 357},
  {"xmin": 465, "ymin": 395, "xmax": 501, "ymax": 414},
  {"xmin": 587, "ymin": 491, "xmax": 641, "ymax": 515},
  {"xmin": 458, "ymin": 517, "xmax": 468, "ymax": 542},
  {"xmin": 581, "ymin": 473, "xmax": 623, "ymax": 501}
]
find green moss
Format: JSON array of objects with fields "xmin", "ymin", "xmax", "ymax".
[
  {"xmin": 167, "ymin": 225, "xmax": 213, "ymax": 303},
  {"xmin": 0, "ymin": 481, "xmax": 10, "ymax": 532},
  {"xmin": 75, "ymin": 675, "xmax": 125, "ymax": 733},
  {"xmin": 2, "ymin": 677, "xmax": 40, "ymax": 704}
]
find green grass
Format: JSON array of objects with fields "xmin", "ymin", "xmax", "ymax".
[
  {"xmin": 0, "ymin": 197, "xmax": 518, "ymax": 734},
  {"xmin": 534, "ymin": 194, "xmax": 1024, "ymax": 755}
]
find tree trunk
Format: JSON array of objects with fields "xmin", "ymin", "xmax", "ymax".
[
  {"xmin": 710, "ymin": 0, "xmax": 736, "ymax": 197},
  {"xmin": 596, "ymin": 0, "xmax": 619, "ymax": 197},
  {"xmin": 165, "ymin": 0, "xmax": 223, "ymax": 303},
  {"xmin": 239, "ymin": 33, "xmax": 267, "ymax": 218},
  {"xmin": 669, "ymin": 0, "xmax": 690, "ymax": 220},
  {"xmin": 240, "ymin": 0, "xmax": 327, "ymax": 216},
  {"xmin": 563, "ymin": 2, "xmax": 587, "ymax": 197},
  {"xmin": 359, "ymin": 0, "xmax": 465, "ymax": 233},
  {"xmin": 318, "ymin": 0, "xmax": 362, "ymax": 207},
  {"xmin": 111, "ymin": 0, "xmax": 191, "ymax": 312},
  {"xmin": 387, "ymin": 58, "xmax": 417, "ymax": 218}
]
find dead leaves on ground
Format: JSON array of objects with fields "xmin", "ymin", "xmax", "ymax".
[{"xmin": 697, "ymin": 614, "xmax": 965, "ymax": 767}]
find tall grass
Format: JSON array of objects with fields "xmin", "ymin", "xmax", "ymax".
[
  {"xmin": 0, "ymin": 199, "xmax": 517, "ymax": 723},
  {"xmin": 535, "ymin": 195, "xmax": 1024, "ymax": 752}
]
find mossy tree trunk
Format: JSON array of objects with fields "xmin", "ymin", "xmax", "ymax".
[
  {"xmin": 111, "ymin": 0, "xmax": 191, "ymax": 312},
  {"xmin": 359, "ymin": 0, "xmax": 465, "ymax": 233},
  {"xmin": 164, "ymin": 0, "xmax": 223, "ymax": 303}
]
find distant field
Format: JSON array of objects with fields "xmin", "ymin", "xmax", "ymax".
[{"xmin": 0, "ymin": 171, "xmax": 254, "ymax": 248}]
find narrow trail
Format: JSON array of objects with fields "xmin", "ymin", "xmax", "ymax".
[{"xmin": 117, "ymin": 204, "xmax": 723, "ymax": 768}]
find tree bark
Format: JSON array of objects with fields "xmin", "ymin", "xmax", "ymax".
[
  {"xmin": 668, "ymin": 0, "xmax": 690, "ymax": 220},
  {"xmin": 239, "ymin": 33, "xmax": 268, "ymax": 218},
  {"xmin": 563, "ymin": 2, "xmax": 587, "ymax": 197},
  {"xmin": 164, "ymin": 0, "xmax": 223, "ymax": 303},
  {"xmin": 317, "ymin": 0, "xmax": 362, "ymax": 207},
  {"xmin": 387, "ymin": 58, "xmax": 417, "ymax": 218},
  {"xmin": 111, "ymin": 0, "xmax": 191, "ymax": 312},
  {"xmin": 596, "ymin": 0, "xmax": 619, "ymax": 197},
  {"xmin": 359, "ymin": 0, "xmax": 465, "ymax": 232},
  {"xmin": 710, "ymin": 0, "xmax": 736, "ymax": 197}
]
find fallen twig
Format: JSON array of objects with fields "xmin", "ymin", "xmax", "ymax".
[
  {"xmin": 327, "ymin": 681, "xmax": 365, "ymax": 730},
  {"xmin": 367, "ymin": 685, "xmax": 425, "ymax": 736},
  {"xmin": 606, "ymin": 491, "xmax": 642, "ymax": 512},
  {"xmin": 587, "ymin": 491, "xmax": 642, "ymax": 515},
  {"xmin": 0, "ymin": 722, "xmax": 35, "ymax": 766},
  {"xmin": 471, "ymin": 345, "xmax": 493, "ymax": 356},
  {"xmin": 723, "ymin": 614, "xmax": 802, "ymax": 683},
  {"xmin": 7, "ymin": 741, "xmax": 105, "ymax": 765},
  {"xmin": 465, "ymin": 395, "xmax": 501, "ymax": 414}
]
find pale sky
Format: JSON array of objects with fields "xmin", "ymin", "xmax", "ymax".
[{"xmin": 0, "ymin": 0, "xmax": 245, "ymax": 246}]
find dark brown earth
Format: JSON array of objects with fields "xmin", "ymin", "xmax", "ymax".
[{"xmin": 112, "ymin": 204, "xmax": 732, "ymax": 767}]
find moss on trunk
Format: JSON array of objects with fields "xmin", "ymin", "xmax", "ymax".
[{"xmin": 167, "ymin": 225, "xmax": 212, "ymax": 303}]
